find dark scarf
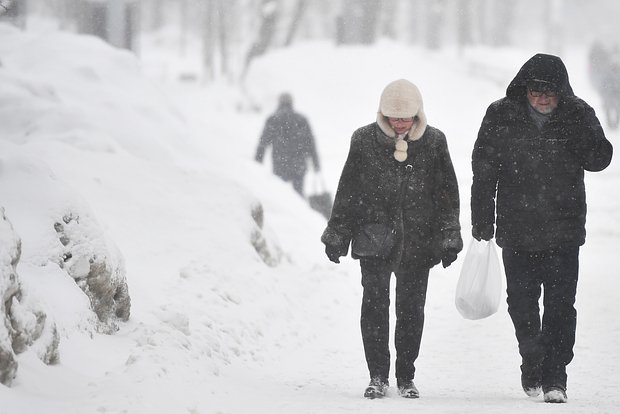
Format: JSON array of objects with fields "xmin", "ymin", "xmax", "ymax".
[{"xmin": 527, "ymin": 103, "xmax": 552, "ymax": 130}]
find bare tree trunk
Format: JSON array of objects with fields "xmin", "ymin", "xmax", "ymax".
[
  {"xmin": 337, "ymin": 0, "xmax": 381, "ymax": 45},
  {"xmin": 0, "ymin": 0, "xmax": 14, "ymax": 16},
  {"xmin": 425, "ymin": 0, "xmax": 445, "ymax": 50},
  {"xmin": 241, "ymin": 0, "xmax": 279, "ymax": 80},
  {"xmin": 475, "ymin": 0, "xmax": 488, "ymax": 45},
  {"xmin": 407, "ymin": 0, "xmax": 423, "ymax": 45},
  {"xmin": 379, "ymin": 0, "xmax": 398, "ymax": 40},
  {"xmin": 217, "ymin": 0, "xmax": 229, "ymax": 77},
  {"xmin": 284, "ymin": 0, "xmax": 307, "ymax": 47},
  {"xmin": 107, "ymin": 0, "xmax": 126, "ymax": 49},
  {"xmin": 179, "ymin": 0, "xmax": 189, "ymax": 56},
  {"xmin": 203, "ymin": 0, "xmax": 216, "ymax": 81},
  {"xmin": 359, "ymin": 0, "xmax": 381, "ymax": 44},
  {"xmin": 457, "ymin": 0, "xmax": 474, "ymax": 54},
  {"xmin": 151, "ymin": 0, "xmax": 165, "ymax": 31},
  {"xmin": 56, "ymin": 0, "xmax": 78, "ymax": 30},
  {"xmin": 544, "ymin": 0, "xmax": 564, "ymax": 54},
  {"xmin": 202, "ymin": 0, "xmax": 231, "ymax": 82},
  {"xmin": 492, "ymin": 1, "xmax": 514, "ymax": 47},
  {"xmin": 1, "ymin": 0, "xmax": 26, "ymax": 28}
]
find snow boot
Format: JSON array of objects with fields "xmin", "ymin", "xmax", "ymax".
[
  {"xmin": 521, "ymin": 376, "xmax": 542, "ymax": 397},
  {"xmin": 364, "ymin": 377, "xmax": 389, "ymax": 399},
  {"xmin": 543, "ymin": 386, "xmax": 567, "ymax": 403},
  {"xmin": 521, "ymin": 365, "xmax": 542, "ymax": 397},
  {"xmin": 397, "ymin": 379, "xmax": 419, "ymax": 399}
]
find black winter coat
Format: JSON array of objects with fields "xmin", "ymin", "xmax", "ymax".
[
  {"xmin": 322, "ymin": 123, "xmax": 462, "ymax": 269},
  {"xmin": 472, "ymin": 54, "xmax": 613, "ymax": 251},
  {"xmin": 255, "ymin": 106, "xmax": 320, "ymax": 181}
]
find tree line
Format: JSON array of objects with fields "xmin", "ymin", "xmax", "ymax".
[{"xmin": 5, "ymin": 0, "xmax": 620, "ymax": 83}]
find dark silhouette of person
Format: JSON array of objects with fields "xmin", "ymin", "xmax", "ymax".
[
  {"xmin": 321, "ymin": 79, "xmax": 462, "ymax": 399},
  {"xmin": 255, "ymin": 93, "xmax": 320, "ymax": 195},
  {"xmin": 471, "ymin": 53, "xmax": 613, "ymax": 404}
]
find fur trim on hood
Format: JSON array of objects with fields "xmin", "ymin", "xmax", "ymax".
[
  {"xmin": 376, "ymin": 79, "xmax": 428, "ymax": 141},
  {"xmin": 506, "ymin": 53, "xmax": 574, "ymax": 99}
]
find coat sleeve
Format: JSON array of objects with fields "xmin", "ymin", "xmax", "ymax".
[
  {"xmin": 566, "ymin": 101, "xmax": 613, "ymax": 172},
  {"xmin": 471, "ymin": 104, "xmax": 500, "ymax": 232},
  {"xmin": 434, "ymin": 132, "xmax": 463, "ymax": 253},
  {"xmin": 255, "ymin": 117, "xmax": 275, "ymax": 163},
  {"xmin": 320, "ymin": 133, "xmax": 361, "ymax": 254}
]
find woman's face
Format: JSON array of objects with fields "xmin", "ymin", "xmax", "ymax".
[{"xmin": 387, "ymin": 117, "xmax": 415, "ymax": 135}]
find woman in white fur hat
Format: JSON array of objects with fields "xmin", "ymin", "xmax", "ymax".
[{"xmin": 321, "ymin": 79, "xmax": 462, "ymax": 399}]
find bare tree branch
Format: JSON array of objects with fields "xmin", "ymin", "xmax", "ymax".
[{"xmin": 0, "ymin": 0, "xmax": 13, "ymax": 14}]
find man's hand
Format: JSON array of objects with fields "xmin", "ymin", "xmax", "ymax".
[{"xmin": 472, "ymin": 224, "xmax": 494, "ymax": 241}]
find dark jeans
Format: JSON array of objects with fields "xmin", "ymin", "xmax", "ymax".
[
  {"xmin": 502, "ymin": 247, "xmax": 579, "ymax": 389},
  {"xmin": 359, "ymin": 258, "xmax": 430, "ymax": 382}
]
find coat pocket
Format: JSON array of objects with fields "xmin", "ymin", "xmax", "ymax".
[{"xmin": 351, "ymin": 223, "xmax": 395, "ymax": 258}]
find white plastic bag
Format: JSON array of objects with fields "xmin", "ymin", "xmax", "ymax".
[{"xmin": 455, "ymin": 238, "xmax": 502, "ymax": 320}]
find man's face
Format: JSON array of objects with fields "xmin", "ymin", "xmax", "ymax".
[{"xmin": 527, "ymin": 88, "xmax": 559, "ymax": 115}]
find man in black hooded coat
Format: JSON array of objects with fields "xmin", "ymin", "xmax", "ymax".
[{"xmin": 471, "ymin": 54, "xmax": 613, "ymax": 403}]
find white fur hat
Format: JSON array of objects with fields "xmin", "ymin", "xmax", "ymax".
[{"xmin": 376, "ymin": 79, "xmax": 427, "ymax": 141}]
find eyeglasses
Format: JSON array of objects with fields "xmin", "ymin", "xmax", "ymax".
[
  {"xmin": 528, "ymin": 88, "xmax": 557, "ymax": 98},
  {"xmin": 388, "ymin": 117, "xmax": 415, "ymax": 123}
]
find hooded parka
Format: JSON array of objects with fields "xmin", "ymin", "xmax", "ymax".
[
  {"xmin": 472, "ymin": 54, "xmax": 613, "ymax": 251},
  {"xmin": 471, "ymin": 54, "xmax": 614, "ymax": 397}
]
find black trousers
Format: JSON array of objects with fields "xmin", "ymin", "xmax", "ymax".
[
  {"xmin": 502, "ymin": 247, "xmax": 579, "ymax": 389},
  {"xmin": 290, "ymin": 174, "xmax": 304, "ymax": 195},
  {"xmin": 359, "ymin": 258, "xmax": 430, "ymax": 382}
]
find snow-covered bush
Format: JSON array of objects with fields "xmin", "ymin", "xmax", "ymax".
[
  {"xmin": 0, "ymin": 149, "xmax": 130, "ymax": 336},
  {"xmin": 250, "ymin": 202, "xmax": 283, "ymax": 267},
  {"xmin": 0, "ymin": 208, "xmax": 21, "ymax": 385},
  {"xmin": 53, "ymin": 209, "xmax": 130, "ymax": 334},
  {"xmin": 0, "ymin": 208, "xmax": 59, "ymax": 386}
]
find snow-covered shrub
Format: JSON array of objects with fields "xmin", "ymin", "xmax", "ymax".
[
  {"xmin": 0, "ymin": 149, "xmax": 130, "ymax": 336},
  {"xmin": 0, "ymin": 208, "xmax": 59, "ymax": 386},
  {"xmin": 53, "ymin": 211, "xmax": 130, "ymax": 333},
  {"xmin": 250, "ymin": 202, "xmax": 283, "ymax": 267},
  {"xmin": 0, "ymin": 208, "xmax": 20, "ymax": 385}
]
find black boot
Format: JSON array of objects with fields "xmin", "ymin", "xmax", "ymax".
[
  {"xmin": 521, "ymin": 364, "xmax": 542, "ymax": 397},
  {"xmin": 364, "ymin": 377, "xmax": 389, "ymax": 399},
  {"xmin": 397, "ymin": 379, "xmax": 419, "ymax": 399},
  {"xmin": 543, "ymin": 385, "xmax": 567, "ymax": 403}
]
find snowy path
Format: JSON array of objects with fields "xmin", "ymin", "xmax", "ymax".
[
  {"xmin": 164, "ymin": 45, "xmax": 620, "ymax": 412},
  {"xmin": 207, "ymin": 237, "xmax": 620, "ymax": 414}
]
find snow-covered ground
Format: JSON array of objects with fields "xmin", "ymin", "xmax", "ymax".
[{"xmin": 0, "ymin": 23, "xmax": 618, "ymax": 413}]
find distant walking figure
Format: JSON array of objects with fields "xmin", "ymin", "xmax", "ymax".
[{"xmin": 255, "ymin": 93, "xmax": 320, "ymax": 195}]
